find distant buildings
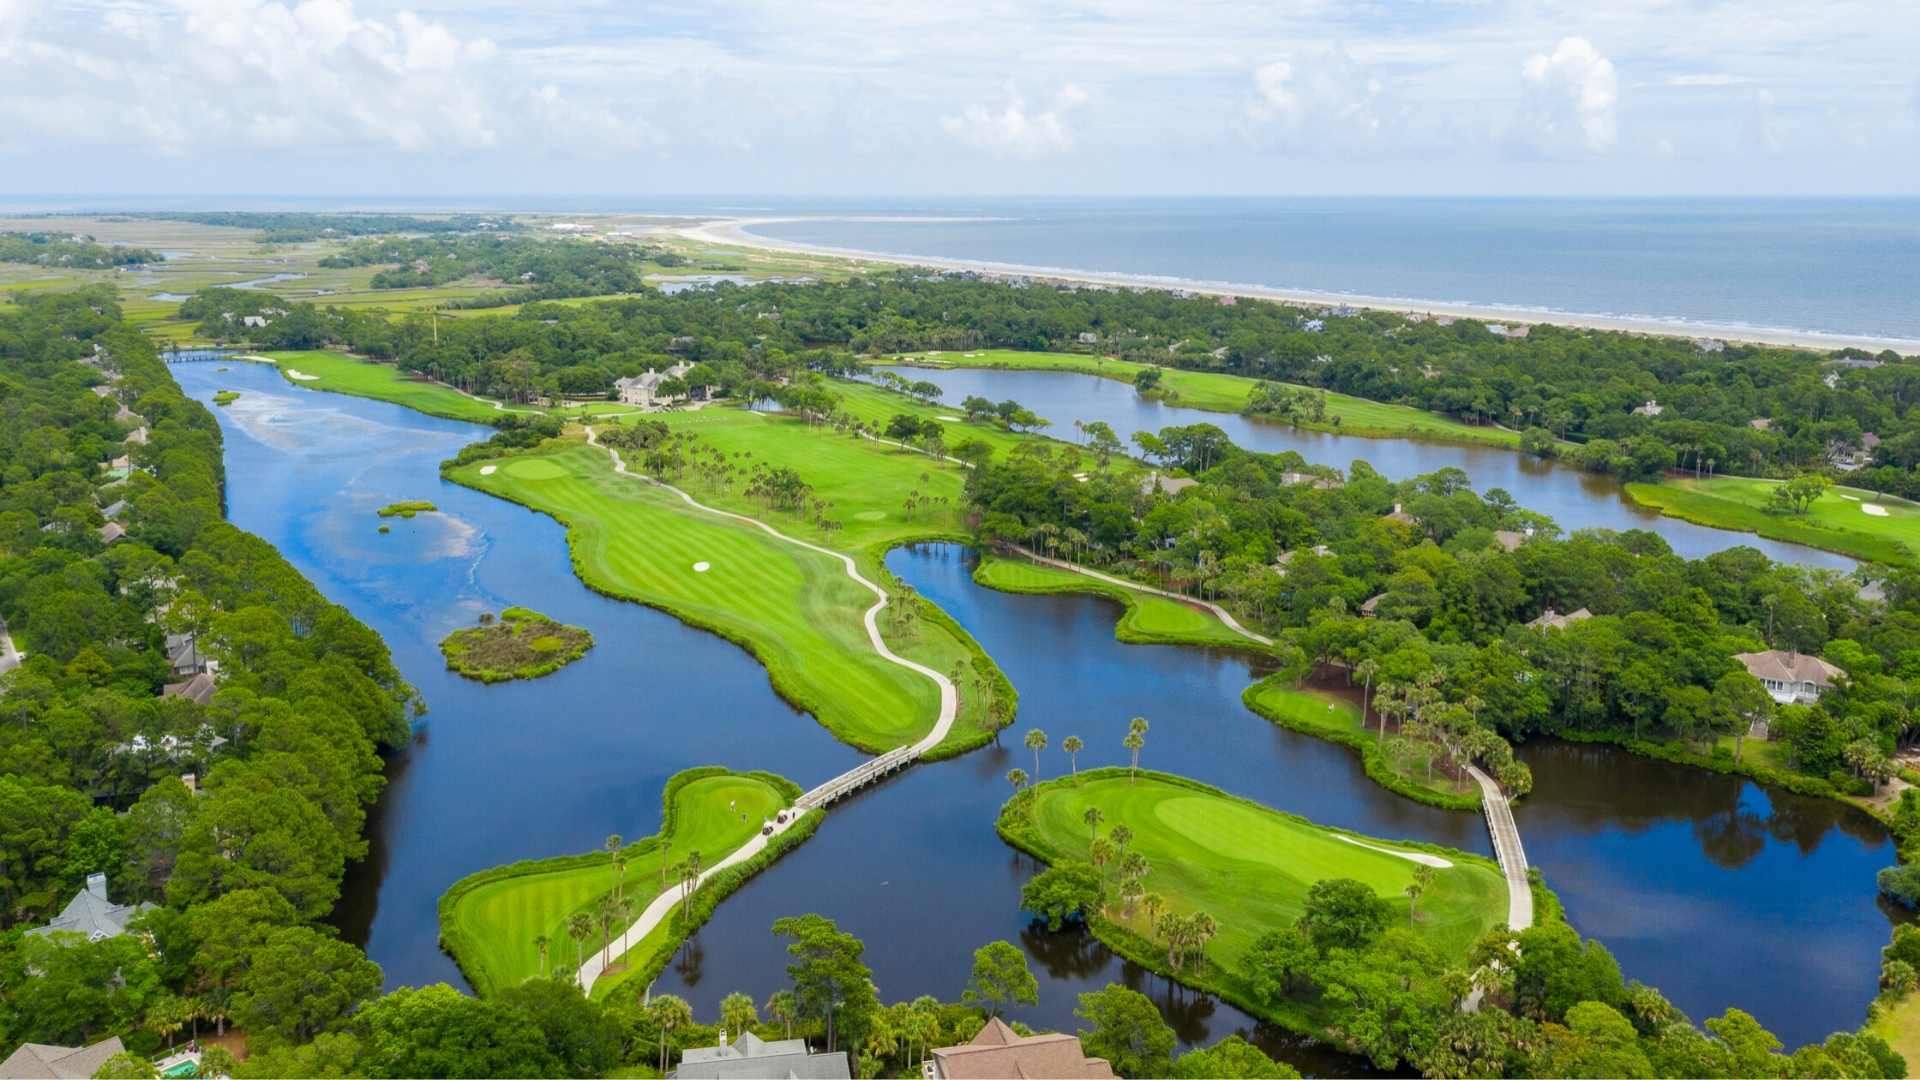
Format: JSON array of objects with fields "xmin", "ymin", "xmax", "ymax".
[
  {"xmin": 923, "ymin": 1017, "xmax": 1115, "ymax": 1079},
  {"xmin": 1631, "ymin": 400, "xmax": 1663, "ymax": 418},
  {"xmin": 670, "ymin": 1031, "xmax": 850, "ymax": 1079},
  {"xmin": 28, "ymin": 874, "xmax": 152, "ymax": 943},
  {"xmin": 1526, "ymin": 607, "xmax": 1592, "ymax": 631},
  {"xmin": 1734, "ymin": 650, "xmax": 1847, "ymax": 705}
]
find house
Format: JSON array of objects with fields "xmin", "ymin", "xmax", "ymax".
[
  {"xmin": 162, "ymin": 672, "xmax": 217, "ymax": 706},
  {"xmin": 1694, "ymin": 339, "xmax": 1725, "ymax": 354},
  {"xmin": 165, "ymin": 633, "xmax": 206, "ymax": 677},
  {"xmin": 1750, "ymin": 418, "xmax": 1770, "ymax": 431},
  {"xmin": 1384, "ymin": 503, "xmax": 1418, "ymax": 526},
  {"xmin": 0, "ymin": 1037, "xmax": 126, "ymax": 1079},
  {"xmin": 241, "ymin": 315, "xmax": 268, "ymax": 329},
  {"xmin": 1631, "ymin": 401, "xmax": 1663, "ymax": 417},
  {"xmin": 1493, "ymin": 529, "xmax": 1527, "ymax": 552},
  {"xmin": 124, "ymin": 427, "xmax": 148, "ymax": 446},
  {"xmin": 1735, "ymin": 650, "xmax": 1847, "ymax": 705},
  {"xmin": 670, "ymin": 1030, "xmax": 850, "ymax": 1080},
  {"xmin": 1526, "ymin": 607, "xmax": 1592, "ymax": 630},
  {"xmin": 1077, "ymin": 332, "xmax": 1099, "ymax": 344},
  {"xmin": 102, "ymin": 500, "xmax": 127, "ymax": 522},
  {"xmin": 91, "ymin": 386, "xmax": 113, "ymax": 398},
  {"xmin": 27, "ymin": 874, "xmax": 153, "ymax": 943},
  {"xmin": 97, "ymin": 522, "xmax": 125, "ymax": 545},
  {"xmin": 114, "ymin": 405, "xmax": 138, "ymax": 423},
  {"xmin": 1276, "ymin": 545, "xmax": 1332, "ymax": 566},
  {"xmin": 1139, "ymin": 472, "xmax": 1197, "ymax": 496},
  {"xmin": 615, "ymin": 363, "xmax": 696, "ymax": 407},
  {"xmin": 1360, "ymin": 594, "xmax": 1385, "ymax": 617},
  {"xmin": 1279, "ymin": 472, "xmax": 1343, "ymax": 489},
  {"xmin": 923, "ymin": 1017, "xmax": 1115, "ymax": 1079}
]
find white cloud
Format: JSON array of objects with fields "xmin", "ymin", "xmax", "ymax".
[
  {"xmin": 1667, "ymin": 75, "xmax": 1747, "ymax": 87},
  {"xmin": 1242, "ymin": 44, "xmax": 1387, "ymax": 150},
  {"xmin": 1513, "ymin": 36, "xmax": 1618, "ymax": 154},
  {"xmin": 941, "ymin": 82, "xmax": 1084, "ymax": 160}
]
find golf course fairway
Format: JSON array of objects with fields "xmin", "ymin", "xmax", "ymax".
[
  {"xmin": 973, "ymin": 554, "xmax": 1257, "ymax": 649},
  {"xmin": 1001, "ymin": 770, "xmax": 1509, "ymax": 973},
  {"xmin": 449, "ymin": 438, "xmax": 994, "ymax": 754},
  {"xmin": 440, "ymin": 768, "xmax": 801, "ymax": 997},
  {"xmin": 261, "ymin": 349, "xmax": 522, "ymax": 423},
  {"xmin": 1627, "ymin": 476, "xmax": 1920, "ymax": 567}
]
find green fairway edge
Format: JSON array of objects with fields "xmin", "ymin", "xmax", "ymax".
[
  {"xmin": 866, "ymin": 538, "xmax": 1017, "ymax": 762},
  {"xmin": 1625, "ymin": 481, "xmax": 1918, "ymax": 567},
  {"xmin": 996, "ymin": 767, "xmax": 1514, "ymax": 1042},
  {"xmin": 438, "ymin": 766, "xmax": 804, "ymax": 998},
  {"xmin": 972, "ymin": 553, "xmax": 1271, "ymax": 652},
  {"xmin": 1242, "ymin": 675, "xmax": 1482, "ymax": 811}
]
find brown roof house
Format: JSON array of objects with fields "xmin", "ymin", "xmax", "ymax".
[
  {"xmin": 0, "ymin": 1037, "xmax": 126, "ymax": 1079},
  {"xmin": 923, "ymin": 1017, "xmax": 1115, "ymax": 1079},
  {"xmin": 1735, "ymin": 650, "xmax": 1847, "ymax": 706}
]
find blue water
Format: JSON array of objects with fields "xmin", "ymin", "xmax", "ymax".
[{"xmin": 745, "ymin": 198, "xmax": 1920, "ymax": 344}]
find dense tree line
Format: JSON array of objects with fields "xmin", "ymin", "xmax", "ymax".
[
  {"xmin": 0, "ymin": 232, "xmax": 157, "ymax": 269},
  {"xmin": 966, "ymin": 424, "xmax": 1917, "ymax": 798},
  {"xmin": 0, "ymin": 287, "xmax": 421, "ymax": 1066},
  {"xmin": 140, "ymin": 213, "xmax": 518, "ymax": 243},
  {"xmin": 317, "ymin": 235, "xmax": 680, "ymax": 306}
]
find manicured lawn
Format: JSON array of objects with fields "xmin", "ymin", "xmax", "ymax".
[
  {"xmin": 886, "ymin": 350, "xmax": 1519, "ymax": 448},
  {"xmin": 1015, "ymin": 771, "xmax": 1508, "ymax": 968},
  {"xmin": 1869, "ymin": 992, "xmax": 1920, "ymax": 1074},
  {"xmin": 1627, "ymin": 477, "xmax": 1920, "ymax": 566},
  {"xmin": 259, "ymin": 349, "xmax": 526, "ymax": 423},
  {"xmin": 442, "ymin": 770, "xmax": 791, "ymax": 996},
  {"xmin": 973, "ymin": 555, "xmax": 1255, "ymax": 648},
  {"xmin": 450, "ymin": 440, "xmax": 984, "ymax": 753},
  {"xmin": 1243, "ymin": 681, "xmax": 1481, "ymax": 809}
]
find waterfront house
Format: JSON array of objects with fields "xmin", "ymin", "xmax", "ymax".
[
  {"xmin": 28, "ymin": 874, "xmax": 152, "ymax": 943},
  {"xmin": 670, "ymin": 1030, "xmax": 850, "ymax": 1080},
  {"xmin": 1526, "ymin": 607, "xmax": 1592, "ymax": 631},
  {"xmin": 0, "ymin": 1036, "xmax": 126, "ymax": 1079},
  {"xmin": 923, "ymin": 1017, "xmax": 1115, "ymax": 1079},
  {"xmin": 1279, "ymin": 472, "xmax": 1343, "ymax": 489},
  {"xmin": 1384, "ymin": 503, "xmax": 1418, "ymax": 526},
  {"xmin": 1735, "ymin": 650, "xmax": 1847, "ymax": 705},
  {"xmin": 1494, "ymin": 529, "xmax": 1527, "ymax": 552}
]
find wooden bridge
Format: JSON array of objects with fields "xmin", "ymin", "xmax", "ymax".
[
  {"xmin": 794, "ymin": 745, "xmax": 920, "ymax": 811},
  {"xmin": 1466, "ymin": 764, "xmax": 1534, "ymax": 930}
]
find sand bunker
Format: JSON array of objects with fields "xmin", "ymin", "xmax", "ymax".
[
  {"xmin": 285, "ymin": 370, "xmax": 320, "ymax": 381},
  {"xmin": 1863, "ymin": 503, "xmax": 1890, "ymax": 516}
]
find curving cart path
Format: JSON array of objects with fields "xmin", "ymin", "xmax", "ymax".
[
  {"xmin": 576, "ymin": 428, "xmax": 958, "ymax": 994},
  {"xmin": 1006, "ymin": 544, "xmax": 1274, "ymax": 647}
]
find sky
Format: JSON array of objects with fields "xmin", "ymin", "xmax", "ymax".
[{"xmin": 0, "ymin": 0, "xmax": 1915, "ymax": 198}]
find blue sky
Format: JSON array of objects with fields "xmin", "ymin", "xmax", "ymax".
[{"xmin": 1, "ymin": 0, "xmax": 1915, "ymax": 196}]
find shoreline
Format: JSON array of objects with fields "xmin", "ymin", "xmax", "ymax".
[{"xmin": 673, "ymin": 217, "xmax": 1920, "ymax": 354}]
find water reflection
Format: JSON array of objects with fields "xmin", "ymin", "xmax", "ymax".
[{"xmin": 877, "ymin": 366, "xmax": 1856, "ymax": 569}]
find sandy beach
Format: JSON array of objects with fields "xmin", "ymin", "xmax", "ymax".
[{"xmin": 673, "ymin": 216, "xmax": 1920, "ymax": 355}]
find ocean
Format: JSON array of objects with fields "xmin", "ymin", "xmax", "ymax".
[{"xmin": 736, "ymin": 198, "xmax": 1920, "ymax": 346}]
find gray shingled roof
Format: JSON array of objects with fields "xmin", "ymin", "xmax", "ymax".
[
  {"xmin": 0, "ymin": 1037, "xmax": 126, "ymax": 1079},
  {"xmin": 27, "ymin": 876, "xmax": 152, "ymax": 942}
]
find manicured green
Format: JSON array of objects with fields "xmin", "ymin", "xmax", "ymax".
[
  {"xmin": 1627, "ymin": 477, "xmax": 1920, "ymax": 566},
  {"xmin": 973, "ymin": 554, "xmax": 1256, "ymax": 649},
  {"xmin": 439, "ymin": 606, "xmax": 594, "ymax": 683},
  {"xmin": 1242, "ymin": 679, "xmax": 1480, "ymax": 810},
  {"xmin": 449, "ymin": 439, "xmax": 985, "ymax": 753},
  {"xmin": 261, "ymin": 349, "xmax": 525, "ymax": 423},
  {"xmin": 1002, "ymin": 770, "xmax": 1508, "ymax": 972},
  {"xmin": 886, "ymin": 350, "xmax": 1519, "ymax": 448},
  {"xmin": 376, "ymin": 500, "xmax": 438, "ymax": 518},
  {"xmin": 440, "ymin": 768, "xmax": 797, "ymax": 997}
]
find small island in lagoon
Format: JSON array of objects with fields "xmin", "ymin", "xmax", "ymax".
[
  {"xmin": 440, "ymin": 606, "xmax": 594, "ymax": 683},
  {"xmin": 212, "ymin": 390, "xmax": 240, "ymax": 405},
  {"xmin": 377, "ymin": 500, "xmax": 439, "ymax": 518}
]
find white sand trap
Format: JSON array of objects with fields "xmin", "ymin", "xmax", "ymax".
[
  {"xmin": 937, "ymin": 416, "xmax": 963, "ymax": 422},
  {"xmin": 479, "ymin": 465, "xmax": 497, "ymax": 475},
  {"xmin": 1337, "ymin": 834, "xmax": 1453, "ymax": 868},
  {"xmin": 285, "ymin": 369, "xmax": 320, "ymax": 381},
  {"xmin": 1842, "ymin": 494, "xmax": 1860, "ymax": 501},
  {"xmin": 1864, "ymin": 503, "xmax": 1890, "ymax": 516},
  {"xmin": 693, "ymin": 561, "xmax": 711, "ymax": 572}
]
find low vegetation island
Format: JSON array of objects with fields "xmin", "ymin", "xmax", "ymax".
[
  {"xmin": 376, "ymin": 499, "xmax": 438, "ymax": 518},
  {"xmin": 439, "ymin": 606, "xmax": 595, "ymax": 683}
]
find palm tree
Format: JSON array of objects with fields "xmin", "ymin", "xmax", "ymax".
[
  {"xmin": 567, "ymin": 912, "xmax": 592, "ymax": 972},
  {"xmin": 1130, "ymin": 716, "xmax": 1149, "ymax": 737},
  {"xmin": 533, "ymin": 934, "xmax": 551, "ymax": 978},
  {"xmin": 1142, "ymin": 893, "xmax": 1165, "ymax": 938},
  {"xmin": 766, "ymin": 989, "xmax": 799, "ymax": 1039},
  {"xmin": 660, "ymin": 838, "xmax": 673, "ymax": 890},
  {"xmin": 650, "ymin": 994, "xmax": 694, "ymax": 1074},
  {"xmin": 1124, "ymin": 731, "xmax": 1144, "ymax": 783},
  {"xmin": 1355, "ymin": 659, "xmax": 1380, "ymax": 729},
  {"xmin": 1109, "ymin": 824, "xmax": 1134, "ymax": 854},
  {"xmin": 1062, "ymin": 735, "xmax": 1084, "ymax": 775},
  {"xmin": 1407, "ymin": 865, "xmax": 1436, "ymax": 922},
  {"xmin": 1025, "ymin": 729, "xmax": 1048, "ymax": 781},
  {"xmin": 720, "ymin": 991, "xmax": 758, "ymax": 1038},
  {"xmin": 1007, "ymin": 767, "xmax": 1029, "ymax": 793},
  {"xmin": 1083, "ymin": 805, "xmax": 1105, "ymax": 844}
]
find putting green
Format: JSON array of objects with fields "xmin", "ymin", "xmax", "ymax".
[
  {"xmin": 505, "ymin": 458, "xmax": 569, "ymax": 480},
  {"xmin": 1007, "ymin": 770, "xmax": 1508, "ymax": 969},
  {"xmin": 440, "ymin": 768, "xmax": 795, "ymax": 997},
  {"xmin": 453, "ymin": 440, "xmax": 983, "ymax": 752}
]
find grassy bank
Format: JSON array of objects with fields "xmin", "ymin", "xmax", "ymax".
[
  {"xmin": 884, "ymin": 349, "xmax": 1519, "ymax": 449},
  {"xmin": 259, "ymin": 349, "xmax": 525, "ymax": 424},
  {"xmin": 449, "ymin": 438, "xmax": 994, "ymax": 755},
  {"xmin": 998, "ymin": 769, "xmax": 1509, "ymax": 1033},
  {"xmin": 972, "ymin": 553, "xmax": 1259, "ymax": 649},
  {"xmin": 439, "ymin": 767, "xmax": 799, "ymax": 998},
  {"xmin": 1626, "ymin": 477, "xmax": 1920, "ymax": 567},
  {"xmin": 1242, "ymin": 677, "xmax": 1482, "ymax": 811}
]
